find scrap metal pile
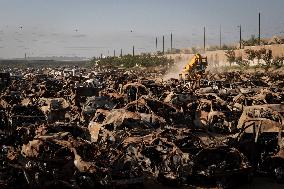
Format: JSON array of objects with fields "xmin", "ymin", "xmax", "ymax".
[{"xmin": 0, "ymin": 67, "xmax": 284, "ymax": 188}]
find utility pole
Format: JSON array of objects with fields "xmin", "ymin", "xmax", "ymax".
[
  {"xmin": 239, "ymin": 25, "xmax": 242, "ymax": 49},
  {"xmin": 132, "ymin": 46, "xmax": 135, "ymax": 56},
  {"xmin": 120, "ymin": 49, "xmax": 122, "ymax": 57},
  {"xmin": 170, "ymin": 33, "xmax": 173, "ymax": 53},
  {"xmin": 100, "ymin": 53, "xmax": 102, "ymax": 59},
  {"xmin": 155, "ymin": 37, "xmax": 158, "ymax": 50},
  {"xmin": 203, "ymin": 27, "xmax": 206, "ymax": 52},
  {"xmin": 114, "ymin": 50, "xmax": 116, "ymax": 57},
  {"xmin": 258, "ymin": 12, "xmax": 261, "ymax": 45},
  {"xmin": 219, "ymin": 25, "xmax": 222, "ymax": 49},
  {"xmin": 162, "ymin": 35, "xmax": 165, "ymax": 54}
]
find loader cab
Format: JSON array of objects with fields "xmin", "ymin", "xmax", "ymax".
[{"xmin": 196, "ymin": 55, "xmax": 208, "ymax": 72}]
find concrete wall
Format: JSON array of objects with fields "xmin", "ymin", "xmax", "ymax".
[{"xmin": 166, "ymin": 44, "xmax": 284, "ymax": 67}]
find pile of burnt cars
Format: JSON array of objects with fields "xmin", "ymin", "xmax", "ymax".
[{"xmin": 0, "ymin": 68, "xmax": 284, "ymax": 188}]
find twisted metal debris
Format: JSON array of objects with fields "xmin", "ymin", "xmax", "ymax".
[{"xmin": 0, "ymin": 67, "xmax": 284, "ymax": 188}]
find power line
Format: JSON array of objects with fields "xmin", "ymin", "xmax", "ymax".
[
  {"xmin": 219, "ymin": 25, "xmax": 222, "ymax": 49},
  {"xmin": 259, "ymin": 12, "xmax": 261, "ymax": 45},
  {"xmin": 203, "ymin": 27, "xmax": 206, "ymax": 52},
  {"xmin": 170, "ymin": 33, "xmax": 173, "ymax": 53},
  {"xmin": 162, "ymin": 35, "xmax": 164, "ymax": 54}
]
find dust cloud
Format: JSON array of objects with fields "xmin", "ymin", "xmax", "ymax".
[{"xmin": 163, "ymin": 60, "xmax": 187, "ymax": 80}]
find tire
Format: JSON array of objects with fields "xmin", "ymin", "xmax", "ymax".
[{"xmin": 273, "ymin": 166, "xmax": 284, "ymax": 183}]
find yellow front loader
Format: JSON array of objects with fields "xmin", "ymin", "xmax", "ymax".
[{"xmin": 179, "ymin": 53, "xmax": 208, "ymax": 88}]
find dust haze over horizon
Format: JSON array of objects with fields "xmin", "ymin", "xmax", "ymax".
[{"xmin": 0, "ymin": 0, "xmax": 284, "ymax": 59}]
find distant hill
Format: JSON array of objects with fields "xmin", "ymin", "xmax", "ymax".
[
  {"xmin": 14, "ymin": 56, "xmax": 90, "ymax": 61},
  {"xmin": 0, "ymin": 59, "xmax": 89, "ymax": 69}
]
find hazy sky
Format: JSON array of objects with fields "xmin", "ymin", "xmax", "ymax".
[{"xmin": 0, "ymin": 0, "xmax": 283, "ymax": 58}]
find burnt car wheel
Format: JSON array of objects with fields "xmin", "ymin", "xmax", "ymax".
[
  {"xmin": 157, "ymin": 172, "xmax": 182, "ymax": 187},
  {"xmin": 273, "ymin": 166, "xmax": 284, "ymax": 183},
  {"xmin": 216, "ymin": 178, "xmax": 230, "ymax": 189}
]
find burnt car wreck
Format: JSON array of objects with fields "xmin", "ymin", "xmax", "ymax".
[{"xmin": 0, "ymin": 67, "xmax": 284, "ymax": 188}]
